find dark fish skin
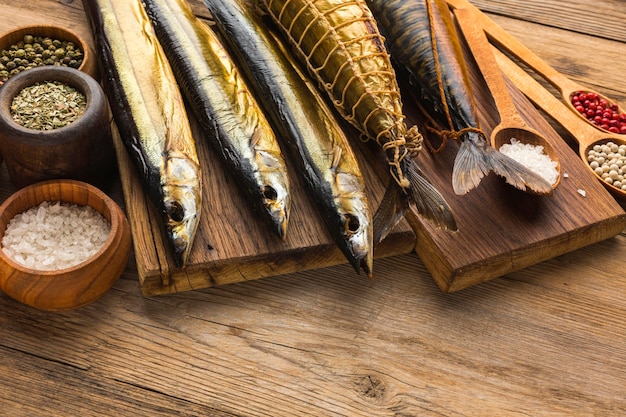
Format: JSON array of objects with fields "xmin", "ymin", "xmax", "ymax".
[
  {"xmin": 83, "ymin": 0, "xmax": 203, "ymax": 267},
  {"xmin": 202, "ymin": 0, "xmax": 374, "ymax": 276},
  {"xmin": 366, "ymin": 0, "xmax": 552, "ymax": 196},
  {"xmin": 141, "ymin": 0, "xmax": 292, "ymax": 241}
]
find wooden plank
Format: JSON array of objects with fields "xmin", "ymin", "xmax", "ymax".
[{"xmin": 112, "ymin": 88, "xmax": 417, "ymax": 296}]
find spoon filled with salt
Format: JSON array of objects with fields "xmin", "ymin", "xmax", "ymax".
[{"xmin": 455, "ymin": 8, "xmax": 561, "ymax": 190}]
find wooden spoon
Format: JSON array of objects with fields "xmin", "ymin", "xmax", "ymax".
[
  {"xmin": 494, "ymin": 47, "xmax": 626, "ymax": 201},
  {"xmin": 446, "ymin": 0, "xmax": 626, "ymax": 136},
  {"xmin": 455, "ymin": 8, "xmax": 561, "ymax": 189}
]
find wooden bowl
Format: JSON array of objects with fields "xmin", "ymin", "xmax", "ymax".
[
  {"xmin": 0, "ymin": 66, "xmax": 116, "ymax": 189},
  {"xmin": 0, "ymin": 179, "xmax": 132, "ymax": 311},
  {"xmin": 0, "ymin": 24, "xmax": 98, "ymax": 82}
]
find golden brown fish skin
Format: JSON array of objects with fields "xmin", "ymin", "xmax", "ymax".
[
  {"xmin": 142, "ymin": 0, "xmax": 292, "ymax": 240},
  {"xmin": 365, "ymin": 0, "xmax": 552, "ymax": 196},
  {"xmin": 259, "ymin": 0, "xmax": 457, "ymax": 240},
  {"xmin": 83, "ymin": 0, "xmax": 203, "ymax": 267},
  {"xmin": 202, "ymin": 0, "xmax": 373, "ymax": 275}
]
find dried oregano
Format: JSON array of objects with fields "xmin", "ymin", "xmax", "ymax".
[{"xmin": 10, "ymin": 80, "xmax": 87, "ymax": 130}]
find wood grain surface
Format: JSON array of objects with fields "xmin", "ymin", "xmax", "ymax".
[{"xmin": 1, "ymin": 0, "xmax": 625, "ymax": 416}]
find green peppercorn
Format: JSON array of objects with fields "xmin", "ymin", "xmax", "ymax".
[{"xmin": 0, "ymin": 34, "xmax": 85, "ymax": 82}]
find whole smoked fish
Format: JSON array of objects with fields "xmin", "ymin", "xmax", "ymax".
[{"xmin": 83, "ymin": 0, "xmax": 203, "ymax": 267}]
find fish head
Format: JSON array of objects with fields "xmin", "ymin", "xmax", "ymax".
[
  {"xmin": 260, "ymin": 180, "xmax": 291, "ymax": 241},
  {"xmin": 334, "ymin": 172, "xmax": 374, "ymax": 277},
  {"xmin": 256, "ymin": 150, "xmax": 291, "ymax": 241},
  {"xmin": 162, "ymin": 155, "xmax": 202, "ymax": 268},
  {"xmin": 339, "ymin": 204, "xmax": 374, "ymax": 278}
]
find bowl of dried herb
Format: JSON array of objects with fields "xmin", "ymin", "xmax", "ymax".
[{"xmin": 0, "ymin": 65, "xmax": 116, "ymax": 189}]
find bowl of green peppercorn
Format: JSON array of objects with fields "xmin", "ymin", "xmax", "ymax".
[{"xmin": 0, "ymin": 24, "xmax": 98, "ymax": 87}]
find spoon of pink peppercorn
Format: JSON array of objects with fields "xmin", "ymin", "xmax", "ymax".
[{"xmin": 570, "ymin": 91, "xmax": 626, "ymax": 135}]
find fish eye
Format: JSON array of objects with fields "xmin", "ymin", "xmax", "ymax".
[
  {"xmin": 166, "ymin": 201, "xmax": 185, "ymax": 223},
  {"xmin": 344, "ymin": 213, "xmax": 360, "ymax": 233},
  {"xmin": 263, "ymin": 185, "xmax": 277, "ymax": 201}
]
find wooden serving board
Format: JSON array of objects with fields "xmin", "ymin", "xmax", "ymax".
[{"xmin": 111, "ymin": 15, "xmax": 626, "ymax": 296}]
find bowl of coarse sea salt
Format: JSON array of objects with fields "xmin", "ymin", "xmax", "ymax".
[{"xmin": 0, "ymin": 179, "xmax": 132, "ymax": 311}]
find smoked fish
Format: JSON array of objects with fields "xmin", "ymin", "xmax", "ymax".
[
  {"xmin": 83, "ymin": 0, "xmax": 203, "ymax": 267},
  {"xmin": 365, "ymin": 0, "xmax": 552, "ymax": 195},
  {"xmin": 141, "ymin": 0, "xmax": 292, "ymax": 240}
]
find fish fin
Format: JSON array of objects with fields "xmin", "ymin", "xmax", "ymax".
[
  {"xmin": 373, "ymin": 179, "xmax": 410, "ymax": 244},
  {"xmin": 373, "ymin": 158, "xmax": 458, "ymax": 243},
  {"xmin": 406, "ymin": 158, "xmax": 458, "ymax": 232},
  {"xmin": 453, "ymin": 132, "xmax": 553, "ymax": 195},
  {"xmin": 452, "ymin": 138, "xmax": 491, "ymax": 195}
]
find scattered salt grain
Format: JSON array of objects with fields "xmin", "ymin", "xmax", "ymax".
[
  {"xmin": 577, "ymin": 189, "xmax": 587, "ymax": 197},
  {"xmin": 1, "ymin": 201, "xmax": 111, "ymax": 271},
  {"xmin": 499, "ymin": 138, "xmax": 559, "ymax": 185}
]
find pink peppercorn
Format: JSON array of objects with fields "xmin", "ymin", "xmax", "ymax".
[{"xmin": 571, "ymin": 91, "xmax": 626, "ymax": 135}]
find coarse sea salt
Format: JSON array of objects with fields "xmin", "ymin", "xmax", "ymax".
[
  {"xmin": 499, "ymin": 138, "xmax": 559, "ymax": 185},
  {"xmin": 1, "ymin": 201, "xmax": 111, "ymax": 271}
]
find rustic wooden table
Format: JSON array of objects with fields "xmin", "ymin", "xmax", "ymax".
[{"xmin": 1, "ymin": 0, "xmax": 625, "ymax": 415}]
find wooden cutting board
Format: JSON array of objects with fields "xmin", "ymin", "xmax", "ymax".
[{"xmin": 111, "ymin": 16, "xmax": 626, "ymax": 296}]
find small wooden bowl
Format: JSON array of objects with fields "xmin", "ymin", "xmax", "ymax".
[
  {"xmin": 0, "ymin": 179, "xmax": 132, "ymax": 311},
  {"xmin": 0, "ymin": 66, "xmax": 116, "ymax": 189},
  {"xmin": 0, "ymin": 24, "xmax": 98, "ymax": 81}
]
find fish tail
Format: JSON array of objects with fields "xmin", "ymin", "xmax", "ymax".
[
  {"xmin": 373, "ymin": 178, "xmax": 411, "ymax": 244},
  {"xmin": 374, "ymin": 158, "xmax": 458, "ymax": 243},
  {"xmin": 452, "ymin": 131, "xmax": 553, "ymax": 195}
]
